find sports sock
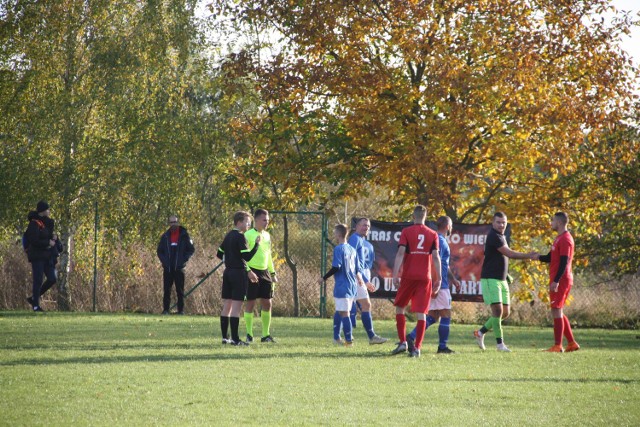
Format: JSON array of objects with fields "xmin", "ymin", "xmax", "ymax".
[
  {"xmin": 562, "ymin": 315, "xmax": 575, "ymax": 343},
  {"xmin": 481, "ymin": 317, "xmax": 493, "ymax": 334},
  {"xmin": 244, "ymin": 312, "xmax": 254, "ymax": 338},
  {"xmin": 361, "ymin": 311, "xmax": 375, "ymax": 339},
  {"xmin": 407, "ymin": 326, "xmax": 417, "ymax": 341},
  {"xmin": 553, "ymin": 317, "xmax": 564, "ymax": 345},
  {"xmin": 395, "ymin": 314, "xmax": 407, "ymax": 342},
  {"xmin": 408, "ymin": 315, "xmax": 432, "ymax": 341},
  {"xmin": 261, "ymin": 310, "xmax": 272, "ymax": 337},
  {"xmin": 426, "ymin": 314, "xmax": 436, "ymax": 329},
  {"xmin": 220, "ymin": 316, "xmax": 229, "ymax": 339},
  {"xmin": 349, "ymin": 301, "xmax": 357, "ymax": 327},
  {"xmin": 492, "ymin": 316, "xmax": 503, "ymax": 343},
  {"xmin": 230, "ymin": 316, "xmax": 240, "ymax": 342},
  {"xmin": 438, "ymin": 317, "xmax": 451, "ymax": 349},
  {"xmin": 415, "ymin": 319, "xmax": 427, "ymax": 350},
  {"xmin": 341, "ymin": 316, "xmax": 353, "ymax": 342},
  {"xmin": 333, "ymin": 312, "xmax": 342, "ymax": 340}
]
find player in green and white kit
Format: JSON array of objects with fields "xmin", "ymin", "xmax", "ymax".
[{"xmin": 244, "ymin": 209, "xmax": 278, "ymax": 343}]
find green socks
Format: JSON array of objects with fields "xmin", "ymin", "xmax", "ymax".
[
  {"xmin": 491, "ymin": 316, "xmax": 503, "ymax": 340},
  {"xmin": 482, "ymin": 317, "xmax": 503, "ymax": 340},
  {"xmin": 261, "ymin": 310, "xmax": 272, "ymax": 337},
  {"xmin": 246, "ymin": 310, "xmax": 272, "ymax": 338},
  {"xmin": 244, "ymin": 312, "xmax": 254, "ymax": 338}
]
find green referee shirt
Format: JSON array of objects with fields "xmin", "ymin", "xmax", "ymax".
[{"xmin": 244, "ymin": 228, "xmax": 275, "ymax": 273}]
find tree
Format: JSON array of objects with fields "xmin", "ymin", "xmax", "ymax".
[
  {"xmin": 569, "ymin": 116, "xmax": 640, "ymax": 276},
  {"xmin": 0, "ymin": 0, "xmax": 216, "ymax": 309},
  {"xmin": 210, "ymin": 0, "xmax": 636, "ymax": 227}
]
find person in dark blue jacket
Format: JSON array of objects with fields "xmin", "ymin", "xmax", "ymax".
[
  {"xmin": 25, "ymin": 201, "xmax": 56, "ymax": 312},
  {"xmin": 157, "ymin": 215, "xmax": 195, "ymax": 314}
]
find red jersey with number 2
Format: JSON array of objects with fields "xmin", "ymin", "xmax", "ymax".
[{"xmin": 398, "ymin": 224, "xmax": 439, "ymax": 280}]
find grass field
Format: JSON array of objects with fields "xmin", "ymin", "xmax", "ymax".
[{"xmin": 1, "ymin": 312, "xmax": 638, "ymax": 426}]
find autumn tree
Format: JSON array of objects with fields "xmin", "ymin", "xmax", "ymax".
[{"xmin": 210, "ymin": 0, "xmax": 636, "ymax": 227}]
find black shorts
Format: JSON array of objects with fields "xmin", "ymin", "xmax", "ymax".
[
  {"xmin": 246, "ymin": 269, "xmax": 274, "ymax": 301},
  {"xmin": 221, "ymin": 268, "xmax": 248, "ymax": 301}
]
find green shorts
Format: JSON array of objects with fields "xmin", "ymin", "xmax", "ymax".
[{"xmin": 481, "ymin": 278, "xmax": 510, "ymax": 305}]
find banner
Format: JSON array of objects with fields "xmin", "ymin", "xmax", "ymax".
[{"xmin": 361, "ymin": 219, "xmax": 510, "ymax": 302}]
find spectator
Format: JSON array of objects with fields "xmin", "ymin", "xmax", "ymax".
[
  {"xmin": 26, "ymin": 201, "xmax": 56, "ymax": 312},
  {"xmin": 157, "ymin": 215, "xmax": 195, "ymax": 315}
]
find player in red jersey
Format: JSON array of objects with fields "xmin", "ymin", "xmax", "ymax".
[
  {"xmin": 537, "ymin": 212, "xmax": 580, "ymax": 352},
  {"xmin": 391, "ymin": 205, "xmax": 442, "ymax": 358}
]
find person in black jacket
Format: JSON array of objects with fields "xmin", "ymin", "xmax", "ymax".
[
  {"xmin": 216, "ymin": 211, "xmax": 260, "ymax": 346},
  {"xmin": 26, "ymin": 201, "xmax": 56, "ymax": 312},
  {"xmin": 157, "ymin": 215, "xmax": 195, "ymax": 315}
]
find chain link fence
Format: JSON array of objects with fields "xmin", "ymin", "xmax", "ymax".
[{"xmin": 1, "ymin": 213, "xmax": 639, "ymax": 328}]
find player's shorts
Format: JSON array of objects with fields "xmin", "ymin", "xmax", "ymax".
[
  {"xmin": 481, "ymin": 278, "xmax": 509, "ymax": 305},
  {"xmin": 355, "ymin": 283, "xmax": 369, "ymax": 300},
  {"xmin": 549, "ymin": 280, "xmax": 572, "ymax": 309},
  {"xmin": 430, "ymin": 288, "xmax": 452, "ymax": 311},
  {"xmin": 246, "ymin": 268, "xmax": 274, "ymax": 301},
  {"xmin": 334, "ymin": 297, "xmax": 355, "ymax": 312},
  {"xmin": 394, "ymin": 278, "xmax": 432, "ymax": 314},
  {"xmin": 221, "ymin": 268, "xmax": 248, "ymax": 301}
]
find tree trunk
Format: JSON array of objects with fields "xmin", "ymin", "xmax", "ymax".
[{"xmin": 283, "ymin": 214, "xmax": 299, "ymax": 317}]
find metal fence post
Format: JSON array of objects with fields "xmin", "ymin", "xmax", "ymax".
[
  {"xmin": 93, "ymin": 201, "xmax": 98, "ymax": 312},
  {"xmin": 320, "ymin": 212, "xmax": 327, "ymax": 318}
]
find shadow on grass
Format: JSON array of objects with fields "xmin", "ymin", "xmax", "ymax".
[{"xmin": 0, "ymin": 347, "xmax": 389, "ymax": 366}]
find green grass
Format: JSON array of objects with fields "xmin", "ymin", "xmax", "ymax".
[{"xmin": 0, "ymin": 312, "xmax": 639, "ymax": 426}]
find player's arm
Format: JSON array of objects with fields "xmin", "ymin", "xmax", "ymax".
[
  {"xmin": 216, "ymin": 244, "xmax": 224, "ymax": 261},
  {"xmin": 497, "ymin": 245, "xmax": 536, "ymax": 260},
  {"xmin": 240, "ymin": 235, "xmax": 260, "ymax": 261},
  {"xmin": 356, "ymin": 271, "xmax": 365, "ymax": 287},
  {"xmin": 318, "ymin": 266, "xmax": 339, "ymax": 285},
  {"xmin": 268, "ymin": 253, "xmax": 277, "ymax": 282},
  {"xmin": 349, "ymin": 235, "xmax": 367, "ymax": 281},
  {"xmin": 448, "ymin": 266, "xmax": 460, "ymax": 289},
  {"xmin": 392, "ymin": 245, "xmax": 406, "ymax": 286},
  {"xmin": 431, "ymin": 248, "xmax": 442, "ymax": 295},
  {"xmin": 538, "ymin": 252, "xmax": 551, "ymax": 263},
  {"xmin": 552, "ymin": 256, "xmax": 569, "ymax": 284}
]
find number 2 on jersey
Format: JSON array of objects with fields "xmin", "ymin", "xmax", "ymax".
[{"xmin": 417, "ymin": 234, "xmax": 425, "ymax": 249}]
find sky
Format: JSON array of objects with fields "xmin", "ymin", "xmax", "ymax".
[
  {"xmin": 610, "ymin": 0, "xmax": 640, "ymax": 67},
  {"xmin": 199, "ymin": 1, "xmax": 640, "ymax": 67}
]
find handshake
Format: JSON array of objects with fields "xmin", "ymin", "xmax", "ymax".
[{"xmin": 526, "ymin": 251, "xmax": 540, "ymax": 260}]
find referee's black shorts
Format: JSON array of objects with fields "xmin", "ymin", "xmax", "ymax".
[
  {"xmin": 221, "ymin": 268, "xmax": 248, "ymax": 301},
  {"xmin": 246, "ymin": 268, "xmax": 274, "ymax": 301}
]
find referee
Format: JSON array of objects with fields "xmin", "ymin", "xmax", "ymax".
[
  {"xmin": 243, "ymin": 209, "xmax": 278, "ymax": 343},
  {"xmin": 217, "ymin": 211, "xmax": 261, "ymax": 346}
]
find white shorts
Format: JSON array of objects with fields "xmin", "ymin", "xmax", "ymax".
[
  {"xmin": 355, "ymin": 284, "xmax": 369, "ymax": 300},
  {"xmin": 430, "ymin": 288, "xmax": 452, "ymax": 311},
  {"xmin": 334, "ymin": 297, "xmax": 355, "ymax": 312}
]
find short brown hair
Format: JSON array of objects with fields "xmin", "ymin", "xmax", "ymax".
[
  {"xmin": 254, "ymin": 208, "xmax": 269, "ymax": 219},
  {"xmin": 437, "ymin": 216, "xmax": 451, "ymax": 230},
  {"xmin": 413, "ymin": 205, "xmax": 427, "ymax": 219},
  {"xmin": 334, "ymin": 224, "xmax": 348, "ymax": 238},
  {"xmin": 233, "ymin": 211, "xmax": 252, "ymax": 225},
  {"xmin": 554, "ymin": 211, "xmax": 569, "ymax": 225}
]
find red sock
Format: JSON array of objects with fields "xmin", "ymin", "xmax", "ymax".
[
  {"xmin": 396, "ymin": 314, "xmax": 406, "ymax": 342},
  {"xmin": 563, "ymin": 315, "xmax": 575, "ymax": 343},
  {"xmin": 415, "ymin": 319, "xmax": 426, "ymax": 350},
  {"xmin": 553, "ymin": 317, "xmax": 564, "ymax": 346}
]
